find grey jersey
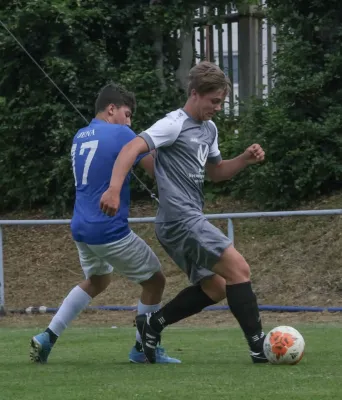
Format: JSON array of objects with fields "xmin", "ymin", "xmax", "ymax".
[{"xmin": 139, "ymin": 108, "xmax": 222, "ymax": 223}]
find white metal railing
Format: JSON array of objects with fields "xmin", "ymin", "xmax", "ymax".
[{"xmin": 1, "ymin": 208, "xmax": 342, "ymax": 312}]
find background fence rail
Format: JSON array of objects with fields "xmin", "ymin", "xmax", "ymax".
[{"xmin": 1, "ymin": 208, "xmax": 342, "ymax": 314}]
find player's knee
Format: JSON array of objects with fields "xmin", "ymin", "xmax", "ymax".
[
  {"xmin": 83, "ymin": 274, "xmax": 111, "ymax": 297},
  {"xmin": 139, "ymin": 271, "xmax": 165, "ymax": 304},
  {"xmin": 200, "ymin": 274, "xmax": 226, "ymax": 302},
  {"xmin": 232, "ymin": 256, "xmax": 250, "ymax": 281},
  {"xmin": 213, "ymin": 246, "xmax": 251, "ymax": 284},
  {"xmin": 141, "ymin": 270, "xmax": 165, "ymax": 293},
  {"xmin": 151, "ymin": 270, "xmax": 166, "ymax": 289},
  {"xmin": 93, "ymin": 274, "xmax": 111, "ymax": 292}
]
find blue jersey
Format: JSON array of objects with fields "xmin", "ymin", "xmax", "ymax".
[{"xmin": 70, "ymin": 118, "xmax": 146, "ymax": 245}]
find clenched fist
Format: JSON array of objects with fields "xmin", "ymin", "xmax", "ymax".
[
  {"xmin": 242, "ymin": 144, "xmax": 265, "ymax": 165},
  {"xmin": 100, "ymin": 187, "xmax": 120, "ymax": 217}
]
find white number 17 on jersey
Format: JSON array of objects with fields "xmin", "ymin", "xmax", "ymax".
[{"xmin": 71, "ymin": 140, "xmax": 99, "ymax": 186}]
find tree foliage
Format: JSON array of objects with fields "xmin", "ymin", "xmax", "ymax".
[
  {"xmin": 226, "ymin": 0, "xmax": 342, "ymax": 209},
  {"xmin": 0, "ymin": 0, "xmax": 250, "ymax": 213},
  {"xmin": 2, "ymin": 0, "xmax": 340, "ymax": 213}
]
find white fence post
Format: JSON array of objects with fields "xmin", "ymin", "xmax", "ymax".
[
  {"xmin": 228, "ymin": 218, "xmax": 235, "ymax": 246},
  {"xmin": 0, "ymin": 227, "xmax": 5, "ymax": 315}
]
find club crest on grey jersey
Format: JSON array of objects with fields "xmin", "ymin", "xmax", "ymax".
[{"xmin": 197, "ymin": 144, "xmax": 209, "ymax": 167}]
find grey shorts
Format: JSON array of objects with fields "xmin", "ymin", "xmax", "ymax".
[
  {"xmin": 75, "ymin": 230, "xmax": 161, "ymax": 283},
  {"xmin": 155, "ymin": 215, "xmax": 232, "ymax": 285}
]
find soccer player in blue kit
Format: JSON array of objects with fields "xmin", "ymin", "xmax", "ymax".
[
  {"xmin": 100, "ymin": 62, "xmax": 268, "ymax": 364},
  {"xmin": 30, "ymin": 83, "xmax": 180, "ymax": 364}
]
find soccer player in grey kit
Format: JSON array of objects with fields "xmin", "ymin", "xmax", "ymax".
[{"xmin": 100, "ymin": 61, "xmax": 267, "ymax": 364}]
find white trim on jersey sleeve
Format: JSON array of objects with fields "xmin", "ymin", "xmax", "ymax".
[
  {"xmin": 138, "ymin": 109, "xmax": 186, "ymax": 150},
  {"xmin": 207, "ymin": 120, "xmax": 222, "ymax": 164}
]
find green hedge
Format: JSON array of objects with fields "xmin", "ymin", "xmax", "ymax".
[
  {"xmin": 224, "ymin": 0, "xmax": 342, "ymax": 209},
  {"xmin": 1, "ymin": 0, "xmax": 341, "ymax": 213}
]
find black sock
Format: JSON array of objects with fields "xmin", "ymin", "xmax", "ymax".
[
  {"xmin": 149, "ymin": 285, "xmax": 216, "ymax": 333},
  {"xmin": 226, "ymin": 282, "xmax": 264, "ymax": 350},
  {"xmin": 45, "ymin": 328, "xmax": 58, "ymax": 345},
  {"xmin": 135, "ymin": 341, "xmax": 143, "ymax": 351}
]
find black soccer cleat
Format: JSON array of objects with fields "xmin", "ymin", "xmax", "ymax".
[
  {"xmin": 250, "ymin": 349, "xmax": 268, "ymax": 363},
  {"xmin": 135, "ymin": 313, "xmax": 161, "ymax": 364},
  {"xmin": 248, "ymin": 332, "xmax": 269, "ymax": 364}
]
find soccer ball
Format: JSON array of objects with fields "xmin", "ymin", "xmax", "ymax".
[{"xmin": 263, "ymin": 326, "xmax": 305, "ymax": 365}]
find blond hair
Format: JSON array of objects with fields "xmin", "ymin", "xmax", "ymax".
[{"xmin": 187, "ymin": 61, "xmax": 231, "ymax": 97}]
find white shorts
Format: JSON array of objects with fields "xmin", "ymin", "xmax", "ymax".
[{"xmin": 75, "ymin": 231, "xmax": 161, "ymax": 283}]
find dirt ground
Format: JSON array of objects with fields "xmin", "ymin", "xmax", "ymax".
[
  {"xmin": 1, "ymin": 195, "xmax": 342, "ymax": 328},
  {"xmin": 2, "ymin": 310, "xmax": 342, "ymax": 329}
]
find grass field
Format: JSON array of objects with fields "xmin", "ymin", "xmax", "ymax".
[{"xmin": 0, "ymin": 325, "xmax": 341, "ymax": 400}]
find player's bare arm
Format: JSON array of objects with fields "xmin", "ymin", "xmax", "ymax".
[
  {"xmin": 100, "ymin": 137, "xmax": 149, "ymax": 216},
  {"xmin": 138, "ymin": 153, "xmax": 155, "ymax": 179},
  {"xmin": 206, "ymin": 143, "xmax": 265, "ymax": 183}
]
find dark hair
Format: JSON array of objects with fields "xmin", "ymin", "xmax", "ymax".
[
  {"xmin": 187, "ymin": 61, "xmax": 231, "ymax": 97},
  {"xmin": 95, "ymin": 82, "xmax": 136, "ymax": 115}
]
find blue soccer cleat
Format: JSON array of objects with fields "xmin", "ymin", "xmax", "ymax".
[
  {"xmin": 30, "ymin": 332, "xmax": 53, "ymax": 364},
  {"xmin": 129, "ymin": 345, "xmax": 181, "ymax": 364}
]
